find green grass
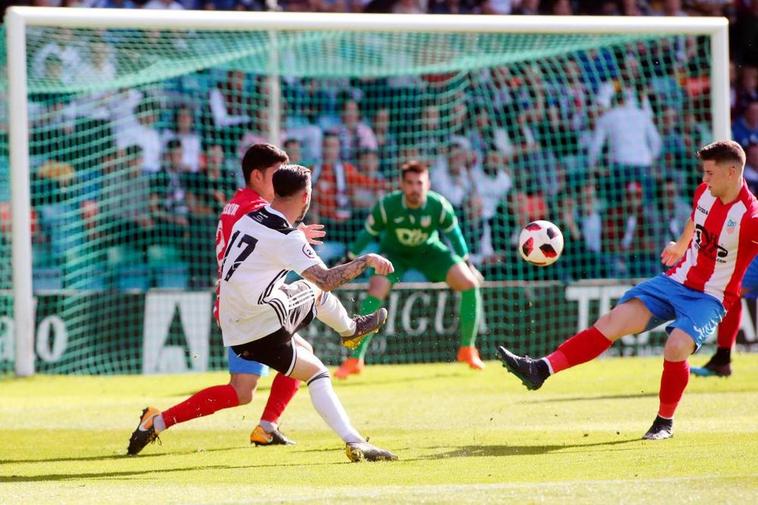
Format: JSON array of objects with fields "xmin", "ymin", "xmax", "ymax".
[{"xmin": 2, "ymin": 355, "xmax": 758, "ymax": 504}]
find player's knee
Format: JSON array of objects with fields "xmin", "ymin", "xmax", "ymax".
[
  {"xmin": 294, "ymin": 333, "xmax": 313, "ymax": 353},
  {"xmin": 663, "ymin": 332, "xmax": 695, "ymax": 361},
  {"xmin": 229, "ymin": 374, "xmax": 258, "ymax": 405}
]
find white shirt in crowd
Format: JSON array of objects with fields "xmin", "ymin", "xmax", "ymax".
[{"xmin": 588, "ymin": 101, "xmax": 662, "ymax": 167}]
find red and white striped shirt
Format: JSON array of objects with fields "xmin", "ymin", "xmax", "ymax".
[
  {"xmin": 667, "ymin": 181, "xmax": 758, "ymax": 309},
  {"xmin": 213, "ymin": 188, "xmax": 267, "ymax": 322}
]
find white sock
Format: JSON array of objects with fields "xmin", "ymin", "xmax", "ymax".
[
  {"xmin": 307, "ymin": 371, "xmax": 363, "ymax": 444},
  {"xmin": 317, "ymin": 292, "xmax": 356, "ymax": 337},
  {"xmin": 259, "ymin": 420, "xmax": 277, "ymax": 433},
  {"xmin": 153, "ymin": 414, "xmax": 166, "ymax": 433}
]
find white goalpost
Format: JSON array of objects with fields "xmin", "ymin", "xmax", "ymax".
[{"xmin": 5, "ymin": 7, "xmax": 730, "ymax": 376}]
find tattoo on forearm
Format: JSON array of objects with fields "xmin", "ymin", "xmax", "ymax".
[{"xmin": 303, "ymin": 256, "xmax": 370, "ymax": 291}]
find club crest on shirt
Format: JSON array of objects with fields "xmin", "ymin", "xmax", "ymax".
[
  {"xmin": 302, "ymin": 244, "xmax": 317, "ymax": 259},
  {"xmin": 420, "ymin": 215, "xmax": 431, "ymax": 227},
  {"xmin": 726, "ymin": 218, "xmax": 737, "ymax": 234}
]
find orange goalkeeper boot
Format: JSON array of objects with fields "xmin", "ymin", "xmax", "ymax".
[
  {"xmin": 457, "ymin": 346, "xmax": 485, "ymax": 370},
  {"xmin": 334, "ymin": 357, "xmax": 365, "ymax": 379}
]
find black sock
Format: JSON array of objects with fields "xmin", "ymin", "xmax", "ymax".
[
  {"xmin": 654, "ymin": 415, "xmax": 673, "ymax": 427},
  {"xmin": 710, "ymin": 347, "xmax": 732, "ymax": 366}
]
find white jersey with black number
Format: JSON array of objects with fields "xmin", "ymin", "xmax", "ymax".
[{"xmin": 219, "ymin": 206, "xmax": 323, "ymax": 346}]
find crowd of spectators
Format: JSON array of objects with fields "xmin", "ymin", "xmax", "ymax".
[{"xmin": 1, "ymin": 0, "xmax": 757, "ymax": 290}]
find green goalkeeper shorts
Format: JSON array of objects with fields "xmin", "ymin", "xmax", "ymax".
[{"xmin": 371, "ymin": 241, "xmax": 463, "ymax": 284}]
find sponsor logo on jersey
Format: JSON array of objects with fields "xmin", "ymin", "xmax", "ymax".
[
  {"xmin": 395, "ymin": 228, "xmax": 429, "ymax": 247},
  {"xmin": 302, "ymin": 244, "xmax": 317, "ymax": 259},
  {"xmin": 420, "ymin": 215, "xmax": 431, "ymax": 227},
  {"xmin": 696, "ymin": 205, "xmax": 709, "ymax": 215}
]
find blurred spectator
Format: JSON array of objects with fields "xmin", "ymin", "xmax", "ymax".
[
  {"xmin": 336, "ymin": 98, "xmax": 378, "ymax": 164},
  {"xmin": 652, "ymin": 177, "xmax": 692, "ymax": 249},
  {"xmin": 744, "ymin": 141, "xmax": 758, "ymax": 195},
  {"xmin": 392, "ymin": 0, "xmax": 425, "ymax": 13},
  {"xmin": 312, "ymin": 132, "xmax": 386, "ymax": 262},
  {"xmin": 352, "ymin": 148, "xmax": 386, "ymax": 211},
  {"xmin": 144, "ymin": 0, "xmax": 186, "ymax": 8},
  {"xmin": 481, "ymin": 0, "xmax": 518, "ymax": 14},
  {"xmin": 732, "ymin": 99, "xmax": 758, "ymax": 147},
  {"xmin": 431, "ymin": 137, "xmax": 473, "ymax": 211},
  {"xmin": 77, "ymin": 40, "xmax": 116, "ymax": 84},
  {"xmin": 560, "ymin": 179, "xmax": 608, "ymax": 279},
  {"xmin": 31, "ymin": 28, "xmax": 83, "ymax": 85},
  {"xmin": 208, "ymin": 70, "xmax": 254, "ymax": 147},
  {"xmin": 655, "ymin": 0, "xmax": 688, "ymax": 15},
  {"xmin": 117, "ymin": 97, "xmax": 163, "ymax": 173},
  {"xmin": 100, "ymin": 145, "xmax": 154, "ymax": 249},
  {"xmin": 658, "ymin": 105, "xmax": 689, "ymax": 181},
  {"xmin": 162, "ymin": 105, "xmax": 202, "ymax": 173},
  {"xmin": 471, "ymin": 149, "xmax": 513, "ymax": 262},
  {"xmin": 544, "ymin": 59, "xmax": 592, "ymax": 175},
  {"xmin": 735, "ymin": 66, "xmax": 758, "ymax": 117},
  {"xmin": 185, "ymin": 144, "xmax": 237, "ymax": 218},
  {"xmin": 90, "ymin": 0, "xmax": 138, "ymax": 7},
  {"xmin": 733, "ymin": 0, "xmax": 758, "ymax": 66},
  {"xmin": 465, "ymin": 106, "xmax": 512, "ymax": 165},
  {"xmin": 604, "ymin": 181, "xmax": 659, "ymax": 278},
  {"xmin": 283, "ymin": 137, "xmax": 304, "ymax": 165},
  {"xmin": 149, "ymin": 139, "xmax": 190, "ymax": 249},
  {"xmin": 185, "ymin": 143, "xmax": 238, "ymax": 286},
  {"xmin": 417, "ymin": 104, "xmax": 446, "ymax": 162},
  {"xmin": 372, "ymin": 107, "xmax": 399, "ymax": 178},
  {"xmin": 588, "ymin": 90, "xmax": 662, "ymax": 203}
]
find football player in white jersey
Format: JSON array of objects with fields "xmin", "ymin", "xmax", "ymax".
[{"xmin": 220, "ymin": 164, "xmax": 397, "ymax": 462}]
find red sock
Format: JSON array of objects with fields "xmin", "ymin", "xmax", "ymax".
[
  {"xmin": 717, "ymin": 301, "xmax": 741, "ymax": 350},
  {"xmin": 260, "ymin": 373, "xmax": 300, "ymax": 425},
  {"xmin": 547, "ymin": 326, "xmax": 613, "ymax": 373},
  {"xmin": 658, "ymin": 359, "xmax": 690, "ymax": 419},
  {"xmin": 162, "ymin": 384, "xmax": 239, "ymax": 429}
]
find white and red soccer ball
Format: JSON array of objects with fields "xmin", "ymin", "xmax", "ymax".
[{"xmin": 518, "ymin": 220, "xmax": 564, "ymax": 267}]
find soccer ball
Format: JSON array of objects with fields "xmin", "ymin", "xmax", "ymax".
[{"xmin": 518, "ymin": 220, "xmax": 564, "ymax": 267}]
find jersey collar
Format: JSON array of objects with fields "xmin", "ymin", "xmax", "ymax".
[{"xmin": 264, "ymin": 205, "xmax": 292, "ymax": 226}]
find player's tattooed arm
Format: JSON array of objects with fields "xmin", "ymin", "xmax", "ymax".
[{"xmin": 302, "ymin": 254, "xmax": 394, "ymax": 292}]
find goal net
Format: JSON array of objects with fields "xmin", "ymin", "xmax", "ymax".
[{"xmin": 1, "ymin": 10, "xmax": 733, "ymax": 375}]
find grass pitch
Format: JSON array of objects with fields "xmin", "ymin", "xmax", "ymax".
[{"xmin": 1, "ymin": 355, "xmax": 758, "ymax": 504}]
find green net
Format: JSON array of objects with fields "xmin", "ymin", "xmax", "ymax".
[{"xmin": 0, "ymin": 24, "xmax": 726, "ymax": 375}]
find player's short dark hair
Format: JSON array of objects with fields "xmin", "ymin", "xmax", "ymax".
[
  {"xmin": 400, "ymin": 160, "xmax": 428, "ymax": 178},
  {"xmin": 273, "ymin": 164, "xmax": 311, "ymax": 198},
  {"xmin": 697, "ymin": 140, "xmax": 746, "ymax": 169},
  {"xmin": 241, "ymin": 143, "xmax": 289, "ymax": 185}
]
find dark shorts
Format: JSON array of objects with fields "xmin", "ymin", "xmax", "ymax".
[{"xmin": 230, "ymin": 280, "xmax": 316, "ymax": 374}]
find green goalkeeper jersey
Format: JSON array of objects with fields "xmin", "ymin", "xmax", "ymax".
[{"xmin": 349, "ymin": 190, "xmax": 469, "ymax": 258}]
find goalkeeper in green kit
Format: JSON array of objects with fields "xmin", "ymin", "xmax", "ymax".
[{"xmin": 334, "ymin": 160, "xmax": 484, "ymax": 378}]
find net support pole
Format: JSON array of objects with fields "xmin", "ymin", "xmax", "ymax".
[
  {"xmin": 267, "ymin": 29, "xmax": 281, "ymax": 147},
  {"xmin": 709, "ymin": 21, "xmax": 731, "ymax": 141},
  {"xmin": 6, "ymin": 10, "xmax": 35, "ymax": 377}
]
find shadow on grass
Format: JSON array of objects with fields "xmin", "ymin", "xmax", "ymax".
[
  {"xmin": 525, "ymin": 392, "xmax": 657, "ymax": 403},
  {"xmin": 408, "ymin": 438, "xmax": 642, "ymax": 461},
  {"xmin": 169, "ymin": 372, "xmax": 464, "ymax": 398},
  {"xmin": 0, "ymin": 446, "xmax": 244, "ymax": 465},
  {"xmin": 1, "ymin": 458, "xmax": 343, "ymax": 483}
]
